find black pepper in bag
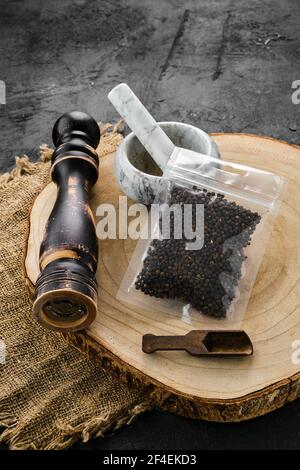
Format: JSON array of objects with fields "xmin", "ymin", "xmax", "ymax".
[
  {"xmin": 118, "ymin": 152, "xmax": 285, "ymax": 325},
  {"xmin": 135, "ymin": 185, "xmax": 261, "ymax": 318}
]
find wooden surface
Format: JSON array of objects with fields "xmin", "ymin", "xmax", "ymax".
[
  {"xmin": 25, "ymin": 133, "xmax": 300, "ymax": 421},
  {"xmin": 2, "ymin": 0, "xmax": 300, "ymax": 450}
]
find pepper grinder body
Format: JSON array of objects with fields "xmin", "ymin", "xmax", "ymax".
[{"xmin": 33, "ymin": 111, "xmax": 100, "ymax": 331}]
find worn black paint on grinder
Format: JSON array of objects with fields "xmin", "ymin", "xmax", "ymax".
[{"xmin": 33, "ymin": 111, "xmax": 100, "ymax": 331}]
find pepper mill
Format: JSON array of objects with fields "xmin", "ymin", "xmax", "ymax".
[{"xmin": 33, "ymin": 111, "xmax": 100, "ymax": 332}]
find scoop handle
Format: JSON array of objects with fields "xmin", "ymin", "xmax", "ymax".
[{"xmin": 108, "ymin": 83, "xmax": 175, "ymax": 171}]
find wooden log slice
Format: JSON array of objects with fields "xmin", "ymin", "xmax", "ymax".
[{"xmin": 25, "ymin": 133, "xmax": 300, "ymax": 422}]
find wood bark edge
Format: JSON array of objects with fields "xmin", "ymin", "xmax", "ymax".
[{"xmin": 64, "ymin": 329, "xmax": 300, "ymax": 422}]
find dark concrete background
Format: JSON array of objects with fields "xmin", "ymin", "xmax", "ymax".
[{"xmin": 0, "ymin": 0, "xmax": 300, "ymax": 450}]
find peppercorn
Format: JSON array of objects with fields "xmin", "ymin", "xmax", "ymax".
[{"xmin": 135, "ymin": 184, "xmax": 261, "ymax": 318}]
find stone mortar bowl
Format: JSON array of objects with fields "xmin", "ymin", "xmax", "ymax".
[{"xmin": 115, "ymin": 121, "xmax": 220, "ymax": 205}]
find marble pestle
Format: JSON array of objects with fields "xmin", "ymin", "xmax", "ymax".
[{"xmin": 108, "ymin": 83, "xmax": 175, "ymax": 171}]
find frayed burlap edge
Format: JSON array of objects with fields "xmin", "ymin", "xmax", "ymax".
[
  {"xmin": 0, "ymin": 120, "xmax": 152, "ymax": 450},
  {"xmin": 0, "ymin": 401, "xmax": 150, "ymax": 450},
  {"xmin": 0, "ymin": 144, "xmax": 52, "ymax": 188}
]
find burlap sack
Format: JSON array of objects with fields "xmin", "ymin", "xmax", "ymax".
[{"xmin": 0, "ymin": 124, "xmax": 149, "ymax": 450}]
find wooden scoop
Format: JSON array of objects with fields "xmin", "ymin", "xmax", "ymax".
[{"xmin": 142, "ymin": 330, "xmax": 253, "ymax": 356}]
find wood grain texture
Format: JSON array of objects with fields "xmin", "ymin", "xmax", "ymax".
[{"xmin": 25, "ymin": 133, "xmax": 300, "ymax": 421}]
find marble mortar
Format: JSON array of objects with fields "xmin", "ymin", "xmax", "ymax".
[{"xmin": 115, "ymin": 121, "xmax": 220, "ymax": 205}]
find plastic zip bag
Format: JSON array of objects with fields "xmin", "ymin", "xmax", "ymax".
[{"xmin": 118, "ymin": 151, "xmax": 286, "ymax": 327}]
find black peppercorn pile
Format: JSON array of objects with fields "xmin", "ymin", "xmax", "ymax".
[{"xmin": 135, "ymin": 185, "xmax": 261, "ymax": 318}]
